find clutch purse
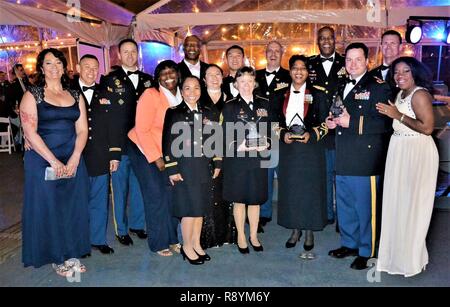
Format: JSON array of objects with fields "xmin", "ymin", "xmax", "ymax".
[{"xmin": 44, "ymin": 167, "xmax": 77, "ymax": 181}]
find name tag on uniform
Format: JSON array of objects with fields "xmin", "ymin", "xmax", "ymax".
[
  {"xmin": 355, "ymin": 91, "xmax": 370, "ymax": 100},
  {"xmin": 115, "ymin": 88, "xmax": 125, "ymax": 93}
]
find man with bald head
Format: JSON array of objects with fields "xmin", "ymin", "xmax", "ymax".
[{"xmin": 178, "ymin": 35, "xmax": 209, "ymax": 82}]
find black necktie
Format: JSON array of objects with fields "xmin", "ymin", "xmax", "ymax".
[
  {"xmin": 381, "ymin": 65, "xmax": 389, "ymax": 71},
  {"xmin": 265, "ymin": 71, "xmax": 276, "ymax": 76},
  {"xmin": 321, "ymin": 57, "xmax": 334, "ymax": 63},
  {"xmin": 82, "ymin": 85, "xmax": 95, "ymax": 92},
  {"xmin": 293, "ymin": 91, "xmax": 301, "ymax": 94},
  {"xmin": 346, "ymin": 78, "xmax": 356, "ymax": 85},
  {"xmin": 127, "ymin": 70, "xmax": 138, "ymax": 76}
]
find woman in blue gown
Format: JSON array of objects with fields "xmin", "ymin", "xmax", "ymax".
[{"xmin": 20, "ymin": 48, "xmax": 90, "ymax": 276}]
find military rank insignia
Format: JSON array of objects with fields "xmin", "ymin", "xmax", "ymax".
[
  {"xmin": 374, "ymin": 76, "xmax": 385, "ymax": 84},
  {"xmin": 337, "ymin": 67, "xmax": 347, "ymax": 76},
  {"xmin": 274, "ymin": 82, "xmax": 289, "ymax": 91},
  {"xmin": 256, "ymin": 108, "xmax": 268, "ymax": 117},
  {"xmin": 355, "ymin": 91, "xmax": 370, "ymax": 100}
]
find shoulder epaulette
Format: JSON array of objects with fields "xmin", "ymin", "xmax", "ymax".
[
  {"xmin": 373, "ymin": 76, "xmax": 385, "ymax": 84},
  {"xmin": 225, "ymin": 97, "xmax": 237, "ymax": 104},
  {"xmin": 255, "ymin": 95, "xmax": 269, "ymax": 101}
]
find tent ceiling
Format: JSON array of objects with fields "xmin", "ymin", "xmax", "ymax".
[{"xmin": 3, "ymin": 0, "xmax": 135, "ymax": 25}]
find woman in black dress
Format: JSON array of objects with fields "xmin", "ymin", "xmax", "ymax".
[
  {"xmin": 200, "ymin": 64, "xmax": 237, "ymax": 248},
  {"xmin": 277, "ymin": 55, "xmax": 328, "ymax": 259},
  {"xmin": 221, "ymin": 66, "xmax": 270, "ymax": 254},
  {"xmin": 163, "ymin": 76, "xmax": 221, "ymax": 264}
]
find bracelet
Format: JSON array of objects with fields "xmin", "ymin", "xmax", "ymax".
[{"xmin": 400, "ymin": 114, "xmax": 405, "ymax": 123}]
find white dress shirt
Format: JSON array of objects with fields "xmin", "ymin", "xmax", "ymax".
[
  {"xmin": 184, "ymin": 59, "xmax": 201, "ymax": 79},
  {"xmin": 321, "ymin": 52, "xmax": 335, "ymax": 77},
  {"xmin": 381, "ymin": 62, "xmax": 390, "ymax": 81},
  {"xmin": 79, "ymin": 79, "xmax": 94, "ymax": 105},
  {"xmin": 265, "ymin": 67, "xmax": 280, "ymax": 86},
  {"xmin": 122, "ymin": 66, "xmax": 139, "ymax": 89},
  {"xmin": 343, "ymin": 72, "xmax": 366, "ymax": 99},
  {"xmin": 286, "ymin": 83, "xmax": 306, "ymax": 126},
  {"xmin": 160, "ymin": 85, "xmax": 182, "ymax": 107},
  {"xmin": 229, "ymin": 83, "xmax": 239, "ymax": 98}
]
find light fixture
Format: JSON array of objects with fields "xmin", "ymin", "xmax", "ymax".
[
  {"xmin": 406, "ymin": 19, "xmax": 423, "ymax": 44},
  {"xmin": 443, "ymin": 23, "xmax": 450, "ymax": 44}
]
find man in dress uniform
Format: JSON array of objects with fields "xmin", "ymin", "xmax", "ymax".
[
  {"xmin": 255, "ymin": 41, "xmax": 291, "ymax": 231},
  {"xmin": 307, "ymin": 26, "xmax": 347, "ymax": 226},
  {"xmin": 74, "ymin": 54, "xmax": 120, "ymax": 255},
  {"xmin": 326, "ymin": 43, "xmax": 392, "ymax": 270},
  {"xmin": 222, "ymin": 45, "xmax": 245, "ymax": 99},
  {"xmin": 178, "ymin": 35, "xmax": 209, "ymax": 82},
  {"xmin": 370, "ymin": 30, "xmax": 402, "ymax": 99},
  {"xmin": 100, "ymin": 39, "xmax": 153, "ymax": 246},
  {"xmin": 369, "ymin": 30, "xmax": 401, "ymax": 246}
]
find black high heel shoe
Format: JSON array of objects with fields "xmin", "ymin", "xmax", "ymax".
[
  {"xmin": 249, "ymin": 237, "xmax": 263, "ymax": 252},
  {"xmin": 237, "ymin": 244, "xmax": 249, "ymax": 254},
  {"xmin": 180, "ymin": 247, "xmax": 204, "ymax": 265},
  {"xmin": 285, "ymin": 230, "xmax": 302, "ymax": 248},
  {"xmin": 195, "ymin": 250, "xmax": 211, "ymax": 261}
]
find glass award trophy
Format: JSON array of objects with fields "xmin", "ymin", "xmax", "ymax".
[
  {"xmin": 244, "ymin": 118, "xmax": 267, "ymax": 148},
  {"xmin": 287, "ymin": 113, "xmax": 307, "ymax": 139},
  {"xmin": 330, "ymin": 94, "xmax": 344, "ymax": 118}
]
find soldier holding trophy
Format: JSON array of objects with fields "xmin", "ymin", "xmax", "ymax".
[{"xmin": 276, "ymin": 55, "xmax": 328, "ymax": 260}]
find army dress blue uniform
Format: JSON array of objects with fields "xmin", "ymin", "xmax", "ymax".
[
  {"xmin": 255, "ymin": 67, "xmax": 291, "ymax": 222},
  {"xmin": 334, "ymin": 73, "xmax": 392, "ymax": 258},
  {"xmin": 221, "ymin": 95, "xmax": 270, "ymax": 205},
  {"xmin": 163, "ymin": 101, "xmax": 221, "ymax": 217},
  {"xmin": 369, "ymin": 64, "xmax": 399, "ymax": 101},
  {"xmin": 100, "ymin": 67, "xmax": 153, "ymax": 239},
  {"xmin": 307, "ymin": 53, "xmax": 346, "ymax": 223},
  {"xmin": 74, "ymin": 80, "xmax": 122, "ymax": 247}
]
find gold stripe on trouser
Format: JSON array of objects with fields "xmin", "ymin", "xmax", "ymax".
[
  {"xmin": 110, "ymin": 174, "xmax": 119, "ymax": 236},
  {"xmin": 370, "ymin": 176, "xmax": 377, "ymax": 257}
]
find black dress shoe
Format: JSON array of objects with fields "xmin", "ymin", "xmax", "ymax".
[
  {"xmin": 249, "ymin": 237, "xmax": 263, "ymax": 252},
  {"xmin": 257, "ymin": 224, "xmax": 265, "ymax": 233},
  {"xmin": 116, "ymin": 234, "xmax": 134, "ymax": 246},
  {"xmin": 92, "ymin": 244, "xmax": 115, "ymax": 254},
  {"xmin": 259, "ymin": 217, "xmax": 272, "ymax": 227},
  {"xmin": 304, "ymin": 243, "xmax": 314, "ymax": 251},
  {"xmin": 328, "ymin": 246, "xmax": 358, "ymax": 258},
  {"xmin": 195, "ymin": 251, "xmax": 211, "ymax": 261},
  {"xmin": 237, "ymin": 245, "xmax": 250, "ymax": 254},
  {"xmin": 181, "ymin": 247, "xmax": 204, "ymax": 265},
  {"xmin": 350, "ymin": 256, "xmax": 369, "ymax": 270},
  {"xmin": 285, "ymin": 230, "xmax": 302, "ymax": 248},
  {"xmin": 129, "ymin": 228, "xmax": 148, "ymax": 239}
]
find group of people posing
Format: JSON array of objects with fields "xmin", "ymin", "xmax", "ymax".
[{"xmin": 19, "ymin": 26, "xmax": 439, "ymax": 279}]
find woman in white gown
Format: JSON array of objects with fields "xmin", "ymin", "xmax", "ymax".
[{"xmin": 375, "ymin": 56, "xmax": 439, "ymax": 277}]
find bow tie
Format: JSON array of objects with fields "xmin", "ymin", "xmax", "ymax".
[
  {"xmin": 292, "ymin": 90, "xmax": 301, "ymax": 94},
  {"xmin": 127, "ymin": 70, "xmax": 138, "ymax": 76},
  {"xmin": 82, "ymin": 85, "xmax": 95, "ymax": 92},
  {"xmin": 380, "ymin": 65, "xmax": 390, "ymax": 71},
  {"xmin": 321, "ymin": 57, "xmax": 334, "ymax": 63},
  {"xmin": 265, "ymin": 71, "xmax": 276, "ymax": 76},
  {"xmin": 345, "ymin": 78, "xmax": 356, "ymax": 85}
]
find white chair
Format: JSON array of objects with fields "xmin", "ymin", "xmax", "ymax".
[{"xmin": 0, "ymin": 117, "xmax": 16, "ymax": 154}]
